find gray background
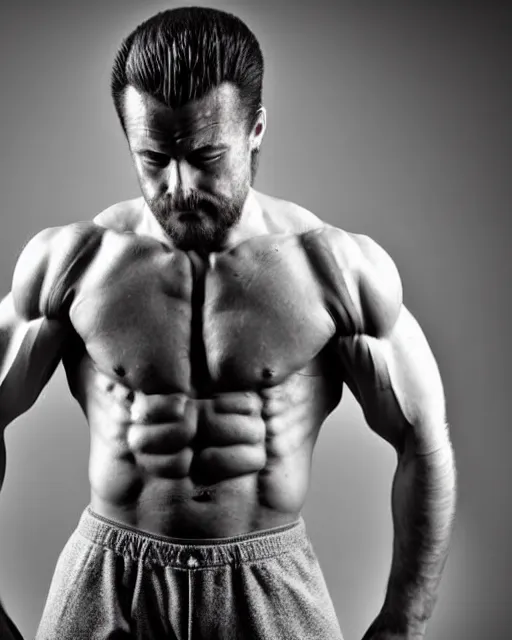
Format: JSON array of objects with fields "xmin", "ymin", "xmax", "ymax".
[{"xmin": 0, "ymin": 1, "xmax": 510, "ymax": 638}]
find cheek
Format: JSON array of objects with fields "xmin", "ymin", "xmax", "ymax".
[
  {"xmin": 136, "ymin": 166, "xmax": 163, "ymax": 199},
  {"xmin": 225, "ymin": 146, "xmax": 252, "ymax": 182},
  {"xmin": 212, "ymin": 160, "xmax": 248, "ymax": 197}
]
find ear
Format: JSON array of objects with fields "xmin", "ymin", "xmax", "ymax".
[{"xmin": 249, "ymin": 107, "xmax": 267, "ymax": 150}]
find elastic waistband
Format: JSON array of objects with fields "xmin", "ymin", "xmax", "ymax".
[{"xmin": 76, "ymin": 506, "xmax": 309, "ymax": 569}]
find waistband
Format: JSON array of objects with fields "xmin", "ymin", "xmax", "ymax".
[{"xmin": 76, "ymin": 506, "xmax": 309, "ymax": 569}]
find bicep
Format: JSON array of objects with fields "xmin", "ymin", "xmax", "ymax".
[
  {"xmin": 0, "ymin": 295, "xmax": 68, "ymax": 431},
  {"xmin": 0, "ymin": 222, "xmax": 100, "ymax": 429},
  {"xmin": 338, "ymin": 304, "xmax": 447, "ymax": 455}
]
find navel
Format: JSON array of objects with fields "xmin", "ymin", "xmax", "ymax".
[{"xmin": 192, "ymin": 489, "xmax": 215, "ymax": 503}]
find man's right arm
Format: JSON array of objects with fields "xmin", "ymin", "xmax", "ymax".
[
  {"xmin": 0, "ymin": 294, "xmax": 68, "ymax": 436},
  {"xmin": 0, "ymin": 227, "xmax": 74, "ymax": 434},
  {"xmin": 0, "ymin": 227, "xmax": 73, "ymax": 638}
]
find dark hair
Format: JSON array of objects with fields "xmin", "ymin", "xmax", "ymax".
[{"xmin": 111, "ymin": 6, "xmax": 264, "ymax": 134}]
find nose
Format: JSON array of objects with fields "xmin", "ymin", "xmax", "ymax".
[{"xmin": 165, "ymin": 159, "xmax": 197, "ymax": 198}]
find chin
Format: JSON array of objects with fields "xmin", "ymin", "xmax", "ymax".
[{"xmin": 168, "ymin": 225, "xmax": 228, "ymax": 253}]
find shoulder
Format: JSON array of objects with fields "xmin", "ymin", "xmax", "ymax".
[
  {"xmin": 12, "ymin": 221, "xmax": 105, "ymax": 321},
  {"xmin": 301, "ymin": 225, "xmax": 403, "ymax": 337},
  {"xmin": 93, "ymin": 197, "xmax": 144, "ymax": 232},
  {"xmin": 252, "ymin": 193, "xmax": 402, "ymax": 336},
  {"xmin": 253, "ymin": 190, "xmax": 324, "ymax": 234}
]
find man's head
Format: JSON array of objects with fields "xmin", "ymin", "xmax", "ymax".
[{"xmin": 111, "ymin": 7, "xmax": 266, "ymax": 251}]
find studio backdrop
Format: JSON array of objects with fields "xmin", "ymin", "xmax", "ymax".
[{"xmin": 0, "ymin": 2, "xmax": 509, "ymax": 638}]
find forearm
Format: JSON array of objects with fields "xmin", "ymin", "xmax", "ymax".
[{"xmin": 380, "ymin": 433, "xmax": 456, "ymax": 636}]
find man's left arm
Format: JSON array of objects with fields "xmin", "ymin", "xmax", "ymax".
[{"xmin": 332, "ymin": 231, "xmax": 456, "ymax": 640}]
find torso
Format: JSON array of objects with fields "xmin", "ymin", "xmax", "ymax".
[{"xmin": 59, "ymin": 193, "xmax": 348, "ymax": 537}]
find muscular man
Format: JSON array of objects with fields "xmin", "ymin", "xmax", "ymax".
[{"xmin": 0, "ymin": 7, "xmax": 456, "ymax": 640}]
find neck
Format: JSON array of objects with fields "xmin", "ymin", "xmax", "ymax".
[
  {"xmin": 224, "ymin": 188, "xmax": 268, "ymax": 248},
  {"xmin": 137, "ymin": 188, "xmax": 269, "ymax": 253}
]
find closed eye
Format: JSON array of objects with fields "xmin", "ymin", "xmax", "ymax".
[
  {"xmin": 141, "ymin": 151, "xmax": 170, "ymax": 167},
  {"xmin": 188, "ymin": 149, "xmax": 225, "ymax": 168}
]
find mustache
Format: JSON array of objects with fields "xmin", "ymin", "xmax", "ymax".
[{"xmin": 150, "ymin": 191, "xmax": 226, "ymax": 215}]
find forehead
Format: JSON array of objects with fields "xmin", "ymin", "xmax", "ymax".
[{"xmin": 124, "ymin": 83, "xmax": 243, "ymax": 146}]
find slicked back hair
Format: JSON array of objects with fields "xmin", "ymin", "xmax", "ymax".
[{"xmin": 111, "ymin": 6, "xmax": 264, "ymax": 134}]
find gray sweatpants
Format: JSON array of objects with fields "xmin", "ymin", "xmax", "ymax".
[{"xmin": 35, "ymin": 506, "xmax": 344, "ymax": 639}]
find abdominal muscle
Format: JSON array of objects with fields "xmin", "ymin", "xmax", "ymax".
[{"xmin": 81, "ymin": 363, "xmax": 328, "ymax": 539}]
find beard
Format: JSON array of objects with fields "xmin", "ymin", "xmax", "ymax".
[{"xmin": 147, "ymin": 188, "xmax": 247, "ymax": 253}]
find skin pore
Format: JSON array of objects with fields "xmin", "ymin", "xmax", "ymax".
[{"xmin": 123, "ymin": 83, "xmax": 267, "ymax": 254}]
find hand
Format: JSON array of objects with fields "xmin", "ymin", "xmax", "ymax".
[{"xmin": 0, "ymin": 600, "xmax": 24, "ymax": 640}]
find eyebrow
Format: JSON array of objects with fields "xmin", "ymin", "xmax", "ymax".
[{"xmin": 132, "ymin": 142, "xmax": 230, "ymax": 155}]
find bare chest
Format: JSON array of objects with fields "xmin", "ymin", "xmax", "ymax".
[{"xmin": 67, "ymin": 234, "xmax": 336, "ymax": 395}]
